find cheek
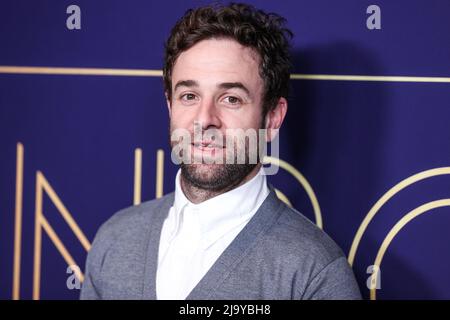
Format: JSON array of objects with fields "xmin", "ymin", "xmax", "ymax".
[
  {"xmin": 223, "ymin": 108, "xmax": 262, "ymax": 130},
  {"xmin": 170, "ymin": 107, "xmax": 192, "ymax": 129}
]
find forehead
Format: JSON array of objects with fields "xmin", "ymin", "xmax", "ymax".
[{"xmin": 171, "ymin": 38, "xmax": 263, "ymax": 90}]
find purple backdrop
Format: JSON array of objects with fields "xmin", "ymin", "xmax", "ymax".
[{"xmin": 1, "ymin": 0, "xmax": 450, "ymax": 299}]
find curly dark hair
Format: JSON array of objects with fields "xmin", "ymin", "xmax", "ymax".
[{"xmin": 163, "ymin": 2, "xmax": 293, "ymax": 118}]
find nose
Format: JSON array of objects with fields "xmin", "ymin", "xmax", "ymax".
[{"xmin": 195, "ymin": 97, "xmax": 222, "ymax": 130}]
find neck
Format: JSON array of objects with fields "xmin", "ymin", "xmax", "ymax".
[{"xmin": 180, "ymin": 164, "xmax": 262, "ymax": 204}]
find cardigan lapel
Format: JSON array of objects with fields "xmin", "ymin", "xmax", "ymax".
[
  {"xmin": 142, "ymin": 192, "xmax": 174, "ymax": 299},
  {"xmin": 186, "ymin": 186, "xmax": 283, "ymax": 299}
]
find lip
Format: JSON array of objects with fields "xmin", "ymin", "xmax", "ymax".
[
  {"xmin": 191, "ymin": 142, "xmax": 225, "ymax": 149},
  {"xmin": 191, "ymin": 143, "xmax": 225, "ymax": 156}
]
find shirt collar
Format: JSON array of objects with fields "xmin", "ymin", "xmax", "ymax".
[{"xmin": 172, "ymin": 166, "xmax": 269, "ymax": 248}]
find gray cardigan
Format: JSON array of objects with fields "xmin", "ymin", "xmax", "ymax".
[{"xmin": 80, "ymin": 187, "xmax": 361, "ymax": 300}]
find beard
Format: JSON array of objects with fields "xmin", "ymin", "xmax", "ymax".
[
  {"xmin": 169, "ymin": 121, "xmax": 264, "ymax": 192},
  {"xmin": 180, "ymin": 162, "xmax": 257, "ymax": 192}
]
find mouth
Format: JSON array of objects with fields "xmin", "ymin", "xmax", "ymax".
[
  {"xmin": 192, "ymin": 141, "xmax": 224, "ymax": 149},
  {"xmin": 191, "ymin": 142, "xmax": 225, "ymax": 155}
]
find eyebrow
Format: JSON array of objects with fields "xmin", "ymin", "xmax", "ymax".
[
  {"xmin": 173, "ymin": 80, "xmax": 251, "ymax": 96},
  {"xmin": 174, "ymin": 80, "xmax": 199, "ymax": 92},
  {"xmin": 217, "ymin": 82, "xmax": 250, "ymax": 96}
]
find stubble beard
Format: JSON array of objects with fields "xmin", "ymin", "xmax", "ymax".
[
  {"xmin": 169, "ymin": 123, "xmax": 264, "ymax": 194},
  {"xmin": 180, "ymin": 162, "xmax": 257, "ymax": 192}
]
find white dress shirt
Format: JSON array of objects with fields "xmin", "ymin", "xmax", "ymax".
[{"xmin": 156, "ymin": 167, "xmax": 269, "ymax": 300}]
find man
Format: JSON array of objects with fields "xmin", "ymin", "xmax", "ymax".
[{"xmin": 81, "ymin": 3, "xmax": 361, "ymax": 300}]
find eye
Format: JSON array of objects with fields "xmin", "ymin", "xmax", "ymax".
[
  {"xmin": 222, "ymin": 96, "xmax": 241, "ymax": 105},
  {"xmin": 180, "ymin": 93, "xmax": 199, "ymax": 105},
  {"xmin": 181, "ymin": 93, "xmax": 197, "ymax": 101}
]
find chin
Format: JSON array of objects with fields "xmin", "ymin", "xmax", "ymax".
[{"xmin": 184, "ymin": 163, "xmax": 225, "ymax": 178}]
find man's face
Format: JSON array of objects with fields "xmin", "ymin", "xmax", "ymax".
[{"xmin": 167, "ymin": 38, "xmax": 266, "ymax": 191}]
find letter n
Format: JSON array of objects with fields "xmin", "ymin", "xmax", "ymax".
[{"xmin": 33, "ymin": 171, "xmax": 91, "ymax": 300}]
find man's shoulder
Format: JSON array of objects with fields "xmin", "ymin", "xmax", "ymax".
[
  {"xmin": 93, "ymin": 192, "xmax": 174, "ymax": 244},
  {"xmin": 262, "ymin": 197, "xmax": 346, "ymax": 267},
  {"xmin": 261, "ymin": 201, "xmax": 361, "ymax": 299}
]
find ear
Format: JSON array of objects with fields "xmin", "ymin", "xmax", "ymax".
[
  {"xmin": 264, "ymin": 97, "xmax": 288, "ymax": 142},
  {"xmin": 165, "ymin": 91, "xmax": 172, "ymax": 116}
]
